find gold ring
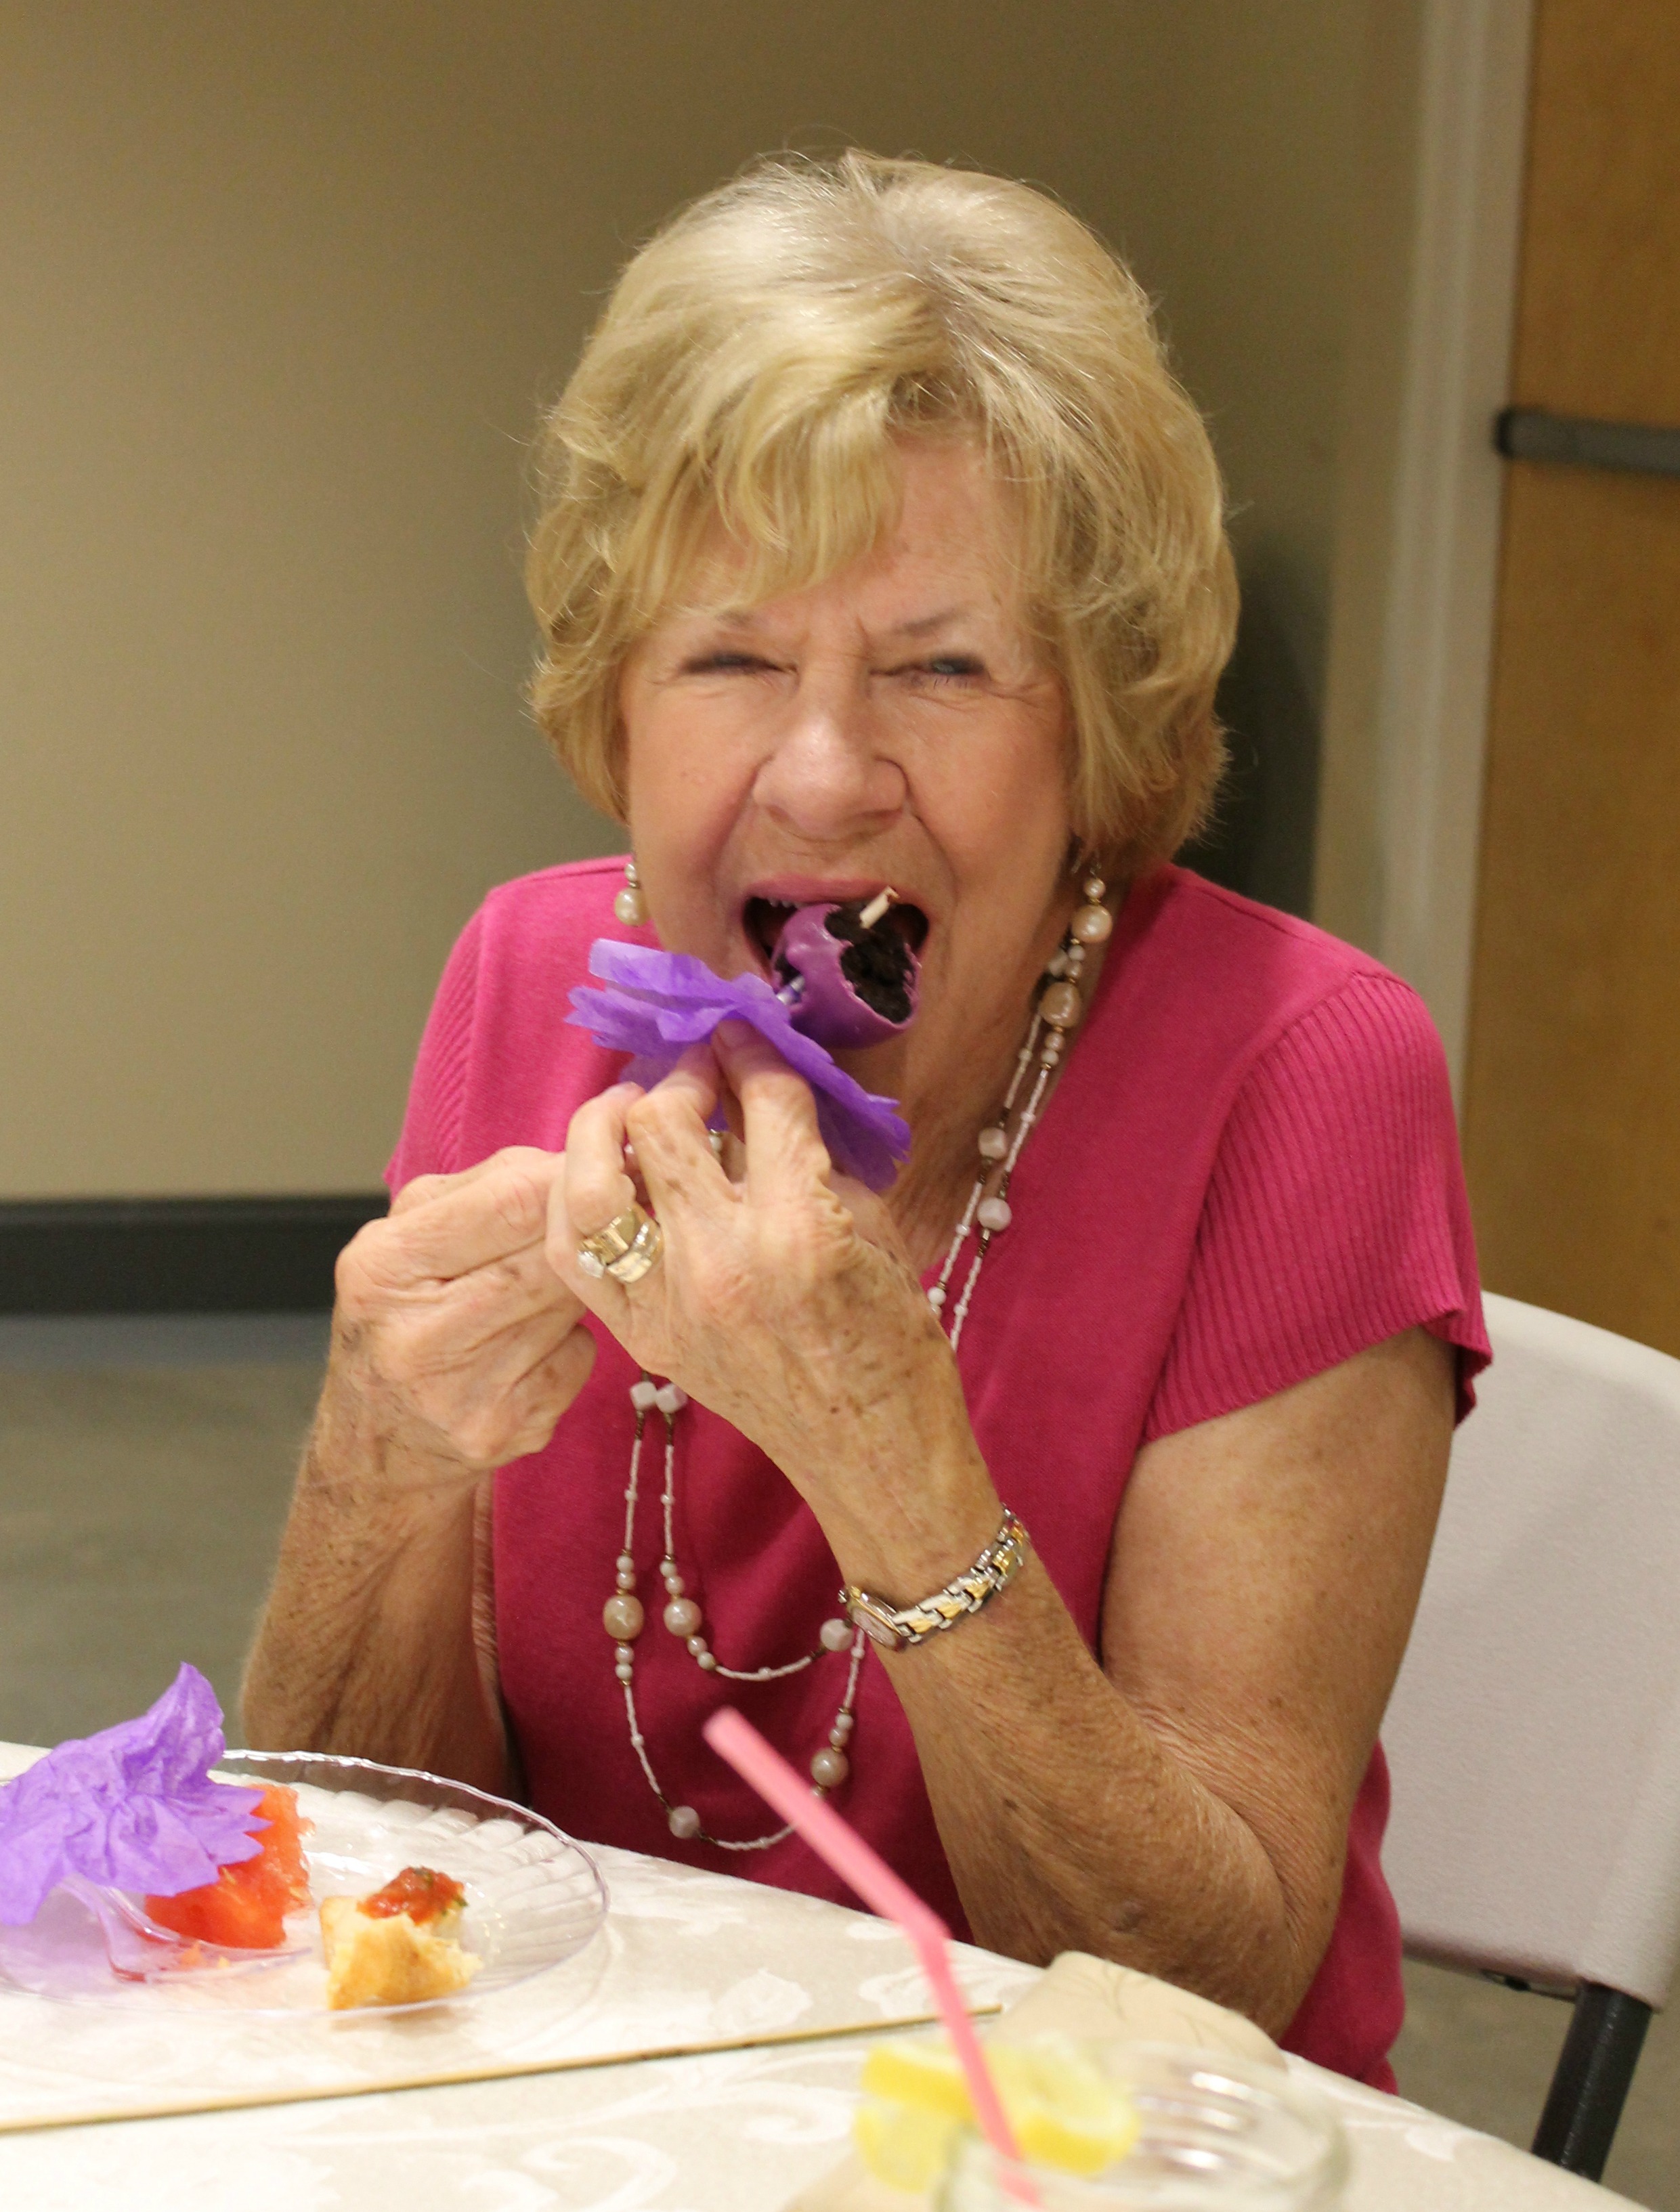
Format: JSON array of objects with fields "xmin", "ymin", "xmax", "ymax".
[{"xmin": 576, "ymin": 1203, "xmax": 663, "ymax": 1286}]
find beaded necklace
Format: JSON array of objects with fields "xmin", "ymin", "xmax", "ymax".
[{"xmin": 600, "ymin": 874, "xmax": 1114, "ymax": 1848}]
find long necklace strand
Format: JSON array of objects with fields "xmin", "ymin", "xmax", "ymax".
[
  {"xmin": 603, "ymin": 877, "xmax": 1112, "ymax": 1849},
  {"xmin": 611, "ymin": 1392, "xmax": 864, "ymax": 1848}
]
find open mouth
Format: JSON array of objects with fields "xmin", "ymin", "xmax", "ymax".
[
  {"xmin": 744, "ymin": 891, "xmax": 928, "ymax": 1034},
  {"xmin": 743, "ymin": 894, "xmax": 929, "ymax": 970}
]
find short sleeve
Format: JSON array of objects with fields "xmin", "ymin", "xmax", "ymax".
[
  {"xmin": 383, "ymin": 909, "xmax": 486, "ymax": 1195},
  {"xmin": 1143, "ymin": 972, "xmax": 1490, "ymax": 1440}
]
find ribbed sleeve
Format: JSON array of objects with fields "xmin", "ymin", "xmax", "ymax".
[
  {"xmin": 383, "ymin": 908, "xmax": 485, "ymax": 1192},
  {"xmin": 1143, "ymin": 972, "xmax": 1488, "ymax": 1440}
]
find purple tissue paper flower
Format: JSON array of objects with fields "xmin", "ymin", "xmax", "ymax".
[
  {"xmin": 0, "ymin": 1663, "xmax": 265, "ymax": 1926},
  {"xmin": 567, "ymin": 940, "xmax": 911, "ymax": 1192}
]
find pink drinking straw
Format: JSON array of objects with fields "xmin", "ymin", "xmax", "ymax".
[{"xmin": 702, "ymin": 1706, "xmax": 1029, "ymax": 2176}]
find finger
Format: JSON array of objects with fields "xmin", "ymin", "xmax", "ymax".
[
  {"xmin": 545, "ymin": 1172, "xmax": 641, "ymax": 1349},
  {"xmin": 560, "ymin": 1083, "xmax": 644, "ymax": 1238},
  {"xmin": 475, "ymin": 1301, "xmax": 597, "ymax": 1423},
  {"xmin": 826, "ymin": 1176, "xmax": 909, "ymax": 1264},
  {"xmin": 710, "ymin": 1019, "xmax": 832, "ymax": 1203},
  {"xmin": 546, "ymin": 1089, "xmax": 651, "ymax": 1326},
  {"xmin": 389, "ymin": 1143, "xmax": 565, "ymax": 1221},
  {"xmin": 418, "ymin": 1311, "xmax": 597, "ymax": 1469},
  {"xmin": 378, "ymin": 1151, "xmax": 566, "ymax": 1279},
  {"xmin": 388, "ymin": 1173, "xmax": 446, "ymax": 1217},
  {"xmin": 496, "ymin": 1324, "xmax": 599, "ymax": 1460},
  {"xmin": 651, "ymin": 1039, "xmax": 724, "ymax": 1127},
  {"xmin": 622, "ymin": 1043, "xmax": 735, "ymax": 1223},
  {"xmin": 416, "ymin": 1237, "xmax": 585, "ymax": 1351}
]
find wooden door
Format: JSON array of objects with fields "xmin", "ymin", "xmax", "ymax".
[{"xmin": 1462, "ymin": 0, "xmax": 1680, "ymax": 1356}]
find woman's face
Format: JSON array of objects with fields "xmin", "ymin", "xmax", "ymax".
[{"xmin": 618, "ymin": 439, "xmax": 1077, "ymax": 1115}]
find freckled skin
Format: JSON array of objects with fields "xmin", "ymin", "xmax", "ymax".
[{"xmin": 245, "ymin": 443, "xmax": 1455, "ymax": 2034}]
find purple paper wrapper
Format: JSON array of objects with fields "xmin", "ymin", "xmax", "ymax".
[
  {"xmin": 567, "ymin": 940, "xmax": 911, "ymax": 1191},
  {"xmin": 0, "ymin": 1663, "xmax": 266, "ymax": 1926}
]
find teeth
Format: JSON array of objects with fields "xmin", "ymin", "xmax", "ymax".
[
  {"xmin": 745, "ymin": 891, "xmax": 926, "ymax": 964},
  {"xmin": 745, "ymin": 898, "xmax": 797, "ymax": 962}
]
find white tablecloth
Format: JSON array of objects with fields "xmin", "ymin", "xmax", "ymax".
[
  {"xmin": 0, "ymin": 1743, "xmax": 1633, "ymax": 2209},
  {"xmin": 0, "ymin": 1743, "xmax": 1030, "ymax": 2135}
]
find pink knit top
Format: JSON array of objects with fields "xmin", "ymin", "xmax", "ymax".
[{"xmin": 388, "ymin": 857, "xmax": 1489, "ymax": 2087}]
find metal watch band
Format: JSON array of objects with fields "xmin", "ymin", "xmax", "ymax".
[{"xmin": 842, "ymin": 1512, "xmax": 1031, "ymax": 1652}]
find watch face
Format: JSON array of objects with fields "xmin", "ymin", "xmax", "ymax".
[{"xmin": 849, "ymin": 1599, "xmax": 903, "ymax": 1650}]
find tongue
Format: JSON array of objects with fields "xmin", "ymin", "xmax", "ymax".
[{"xmin": 772, "ymin": 896, "xmax": 920, "ymax": 1051}]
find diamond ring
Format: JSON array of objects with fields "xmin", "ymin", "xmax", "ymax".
[{"xmin": 576, "ymin": 1203, "xmax": 664, "ymax": 1286}]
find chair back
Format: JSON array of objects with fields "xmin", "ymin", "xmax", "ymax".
[{"xmin": 1383, "ymin": 1292, "xmax": 1680, "ymax": 2007}]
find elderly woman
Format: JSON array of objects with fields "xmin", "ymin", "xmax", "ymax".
[{"xmin": 244, "ymin": 153, "xmax": 1486, "ymax": 2089}]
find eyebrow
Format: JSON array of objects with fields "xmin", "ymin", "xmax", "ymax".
[
  {"xmin": 702, "ymin": 603, "xmax": 978, "ymax": 638},
  {"xmin": 892, "ymin": 606, "xmax": 975, "ymax": 638}
]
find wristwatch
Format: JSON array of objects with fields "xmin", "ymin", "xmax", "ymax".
[{"xmin": 842, "ymin": 1511, "xmax": 1031, "ymax": 1652}]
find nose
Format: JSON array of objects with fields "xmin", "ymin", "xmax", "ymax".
[{"xmin": 750, "ymin": 666, "xmax": 905, "ymax": 844}]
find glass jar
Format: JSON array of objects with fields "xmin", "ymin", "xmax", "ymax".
[{"xmin": 936, "ymin": 2043, "xmax": 1349, "ymax": 2211}]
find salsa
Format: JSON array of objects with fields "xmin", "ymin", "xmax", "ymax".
[
  {"xmin": 358, "ymin": 1865, "xmax": 465, "ymax": 1926},
  {"xmin": 145, "ymin": 1784, "xmax": 311, "ymax": 1950}
]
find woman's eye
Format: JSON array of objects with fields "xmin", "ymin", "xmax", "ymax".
[
  {"xmin": 905, "ymin": 656, "xmax": 985, "ymax": 684},
  {"xmin": 683, "ymin": 651, "xmax": 774, "ymax": 675}
]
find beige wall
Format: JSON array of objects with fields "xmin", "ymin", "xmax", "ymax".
[
  {"xmin": 0, "ymin": 1, "xmax": 1370, "ymax": 1196},
  {"xmin": 1314, "ymin": 0, "xmax": 1535, "ymax": 1085}
]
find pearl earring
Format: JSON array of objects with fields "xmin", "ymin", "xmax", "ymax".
[
  {"xmin": 1070, "ymin": 868, "xmax": 1113, "ymax": 947},
  {"xmin": 615, "ymin": 857, "xmax": 649, "ymax": 928}
]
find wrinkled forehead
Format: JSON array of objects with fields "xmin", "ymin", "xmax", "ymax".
[{"xmin": 653, "ymin": 434, "xmax": 1034, "ymax": 632}]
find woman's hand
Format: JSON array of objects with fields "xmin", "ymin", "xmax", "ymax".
[
  {"xmin": 548, "ymin": 1024, "xmax": 1000, "ymax": 1587},
  {"xmin": 244, "ymin": 1146, "xmax": 597, "ymax": 1790},
  {"xmin": 331, "ymin": 1145, "xmax": 598, "ymax": 1481}
]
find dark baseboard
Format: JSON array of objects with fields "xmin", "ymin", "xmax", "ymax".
[{"xmin": 0, "ymin": 1196, "xmax": 389, "ymax": 1314}]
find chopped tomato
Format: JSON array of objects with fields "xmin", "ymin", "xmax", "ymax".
[
  {"xmin": 145, "ymin": 1784, "xmax": 310, "ymax": 1950},
  {"xmin": 358, "ymin": 1865, "xmax": 464, "ymax": 1926}
]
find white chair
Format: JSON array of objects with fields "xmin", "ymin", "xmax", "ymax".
[{"xmin": 1383, "ymin": 1291, "xmax": 1680, "ymax": 2180}]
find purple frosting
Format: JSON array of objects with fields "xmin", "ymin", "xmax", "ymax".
[
  {"xmin": 0, "ymin": 1664, "xmax": 266, "ymax": 1926},
  {"xmin": 567, "ymin": 940, "xmax": 911, "ymax": 1191}
]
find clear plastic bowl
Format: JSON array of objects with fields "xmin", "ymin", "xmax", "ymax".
[{"xmin": 938, "ymin": 2043, "xmax": 1349, "ymax": 2211}]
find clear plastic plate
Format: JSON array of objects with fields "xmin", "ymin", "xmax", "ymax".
[{"xmin": 0, "ymin": 1752, "xmax": 608, "ymax": 2016}]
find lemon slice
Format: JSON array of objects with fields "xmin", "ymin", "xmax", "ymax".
[
  {"xmin": 862, "ymin": 2037, "xmax": 978, "ymax": 2123},
  {"xmin": 855, "ymin": 2035, "xmax": 1141, "ymax": 2188}
]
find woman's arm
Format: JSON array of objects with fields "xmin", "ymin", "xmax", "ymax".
[
  {"xmin": 880, "ymin": 1326, "xmax": 1453, "ymax": 2032},
  {"xmin": 242, "ymin": 1146, "xmax": 599, "ymax": 1792},
  {"xmin": 553, "ymin": 1026, "xmax": 1454, "ymax": 2033}
]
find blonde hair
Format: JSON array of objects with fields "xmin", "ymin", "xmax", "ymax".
[{"xmin": 527, "ymin": 152, "xmax": 1236, "ymax": 873}]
